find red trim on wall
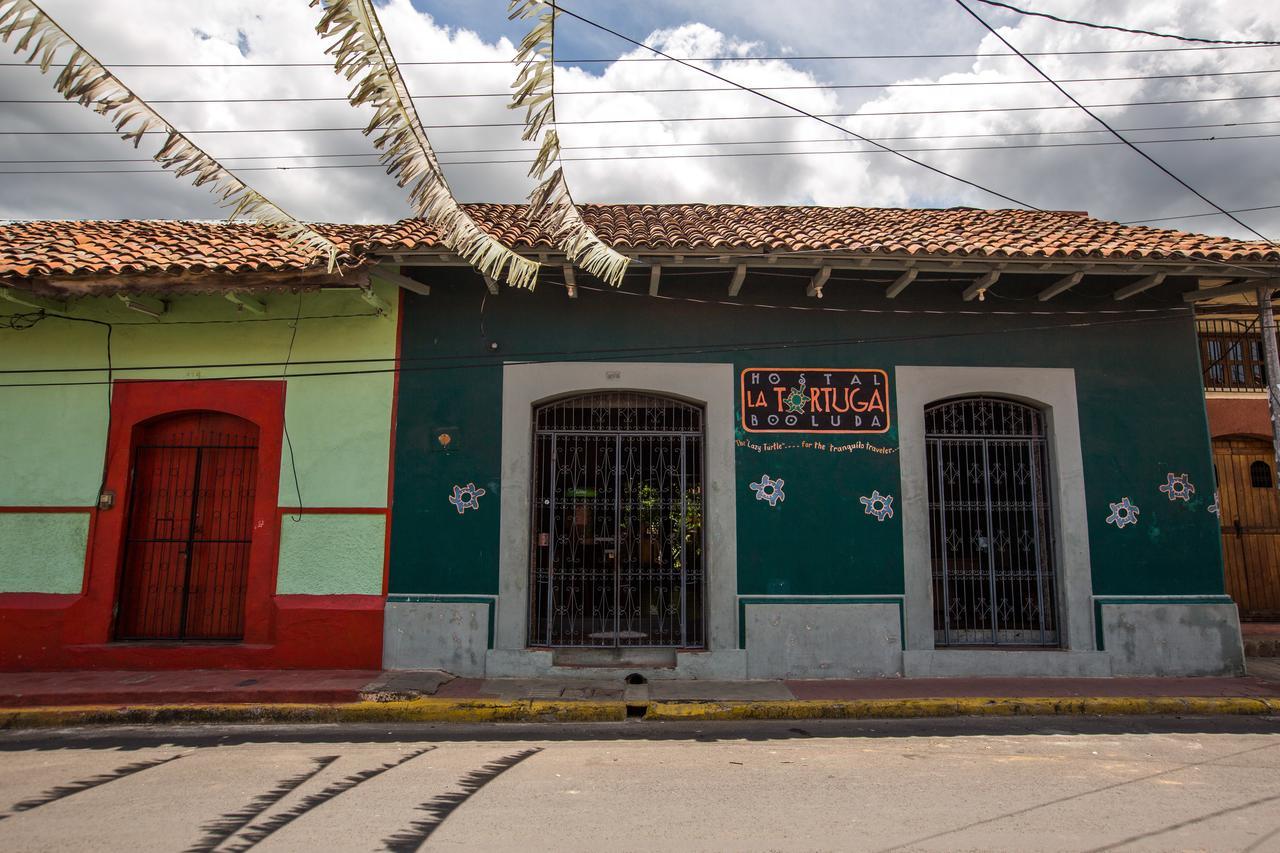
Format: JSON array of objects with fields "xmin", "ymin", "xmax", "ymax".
[
  {"xmin": 1, "ymin": 378, "xmax": 392, "ymax": 671},
  {"xmin": 0, "ymin": 506, "xmax": 95, "ymax": 513},
  {"xmin": 67, "ymin": 381, "xmax": 285, "ymax": 649},
  {"xmin": 0, "ymin": 593, "xmax": 382, "ymax": 670},
  {"xmin": 1206, "ymin": 396, "xmax": 1272, "ymax": 440}
]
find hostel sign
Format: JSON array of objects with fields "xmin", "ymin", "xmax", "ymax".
[{"xmin": 740, "ymin": 368, "xmax": 890, "ymax": 434}]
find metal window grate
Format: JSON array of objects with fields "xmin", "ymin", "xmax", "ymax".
[
  {"xmin": 1251, "ymin": 460, "xmax": 1274, "ymax": 489},
  {"xmin": 925, "ymin": 397, "xmax": 1059, "ymax": 647},
  {"xmin": 1198, "ymin": 318, "xmax": 1268, "ymax": 392},
  {"xmin": 529, "ymin": 392, "xmax": 706, "ymax": 648}
]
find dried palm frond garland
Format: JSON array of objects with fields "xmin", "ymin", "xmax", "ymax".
[
  {"xmin": 509, "ymin": 0, "xmax": 630, "ymax": 287},
  {"xmin": 312, "ymin": 0, "xmax": 539, "ymax": 289},
  {"xmin": 0, "ymin": 0, "xmax": 343, "ymax": 271}
]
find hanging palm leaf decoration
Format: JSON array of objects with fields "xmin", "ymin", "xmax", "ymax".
[
  {"xmin": 0, "ymin": 0, "xmax": 343, "ymax": 271},
  {"xmin": 509, "ymin": 0, "xmax": 630, "ymax": 287},
  {"xmin": 312, "ymin": 0, "xmax": 539, "ymax": 288}
]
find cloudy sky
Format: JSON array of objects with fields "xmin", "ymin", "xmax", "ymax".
[{"xmin": 1, "ymin": 0, "xmax": 1277, "ymax": 239}]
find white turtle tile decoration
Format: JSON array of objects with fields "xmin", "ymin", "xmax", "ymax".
[
  {"xmin": 859, "ymin": 490, "xmax": 894, "ymax": 522},
  {"xmin": 448, "ymin": 482, "xmax": 486, "ymax": 514},
  {"xmin": 1105, "ymin": 497, "xmax": 1140, "ymax": 529},
  {"xmin": 749, "ymin": 474, "xmax": 785, "ymax": 507},
  {"xmin": 1208, "ymin": 491, "xmax": 1220, "ymax": 516},
  {"xmin": 1158, "ymin": 472, "xmax": 1195, "ymax": 502}
]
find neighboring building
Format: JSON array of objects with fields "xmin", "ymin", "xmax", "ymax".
[
  {"xmin": 1, "ymin": 206, "xmax": 1274, "ymax": 677},
  {"xmin": 1198, "ymin": 309, "xmax": 1280, "ymax": 620}
]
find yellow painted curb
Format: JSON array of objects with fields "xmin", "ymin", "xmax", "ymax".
[
  {"xmin": 0, "ymin": 698, "xmax": 627, "ymax": 729},
  {"xmin": 643, "ymin": 696, "xmax": 1278, "ymax": 721},
  {"xmin": 0, "ymin": 696, "xmax": 1273, "ymax": 729}
]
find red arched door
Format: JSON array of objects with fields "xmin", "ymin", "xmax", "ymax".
[{"xmin": 116, "ymin": 411, "xmax": 260, "ymax": 641}]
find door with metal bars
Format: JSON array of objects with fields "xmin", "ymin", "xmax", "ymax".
[
  {"xmin": 925, "ymin": 396, "xmax": 1059, "ymax": 647},
  {"xmin": 529, "ymin": 392, "xmax": 706, "ymax": 648},
  {"xmin": 115, "ymin": 411, "xmax": 259, "ymax": 641}
]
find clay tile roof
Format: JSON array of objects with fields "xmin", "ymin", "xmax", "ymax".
[{"xmin": 1, "ymin": 204, "xmax": 1277, "ymax": 285}]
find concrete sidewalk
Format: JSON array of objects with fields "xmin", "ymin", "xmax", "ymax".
[{"xmin": 2, "ymin": 665, "xmax": 1280, "ymax": 728}]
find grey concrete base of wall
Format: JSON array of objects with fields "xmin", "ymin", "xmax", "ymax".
[
  {"xmin": 383, "ymin": 601, "xmax": 489, "ymax": 676},
  {"xmin": 485, "ymin": 648, "xmax": 749, "ymax": 680},
  {"xmin": 903, "ymin": 649, "xmax": 1112, "ymax": 677},
  {"xmin": 745, "ymin": 603, "xmax": 903, "ymax": 679},
  {"xmin": 1103, "ymin": 602, "xmax": 1246, "ymax": 677}
]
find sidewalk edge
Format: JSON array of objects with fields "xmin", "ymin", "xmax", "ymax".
[{"xmin": 0, "ymin": 696, "xmax": 1275, "ymax": 729}]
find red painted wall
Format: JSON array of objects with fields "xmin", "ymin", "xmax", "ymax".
[
  {"xmin": 0, "ymin": 380, "xmax": 384, "ymax": 671},
  {"xmin": 1206, "ymin": 396, "xmax": 1271, "ymax": 439}
]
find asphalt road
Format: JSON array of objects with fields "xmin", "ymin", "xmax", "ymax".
[{"xmin": 2, "ymin": 717, "xmax": 1280, "ymax": 852}]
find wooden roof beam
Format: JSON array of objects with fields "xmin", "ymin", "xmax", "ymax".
[
  {"xmin": 806, "ymin": 266, "xmax": 831, "ymax": 299},
  {"xmin": 885, "ymin": 268, "xmax": 918, "ymax": 299},
  {"xmin": 1185, "ymin": 278, "xmax": 1279, "ymax": 302},
  {"xmin": 371, "ymin": 264, "xmax": 429, "ymax": 296},
  {"xmin": 224, "ymin": 292, "xmax": 265, "ymax": 314},
  {"xmin": 1113, "ymin": 272, "xmax": 1167, "ymax": 301},
  {"xmin": 117, "ymin": 293, "xmax": 165, "ymax": 318},
  {"xmin": 1, "ymin": 287, "xmax": 67, "ymax": 314},
  {"xmin": 727, "ymin": 263, "xmax": 747, "ymax": 297},
  {"xmin": 1037, "ymin": 271, "xmax": 1084, "ymax": 302},
  {"xmin": 649, "ymin": 264, "xmax": 662, "ymax": 296},
  {"xmin": 564, "ymin": 264, "xmax": 577, "ymax": 299},
  {"xmin": 962, "ymin": 269, "xmax": 1001, "ymax": 302}
]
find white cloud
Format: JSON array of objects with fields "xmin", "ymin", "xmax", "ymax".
[{"xmin": 0, "ymin": 0, "xmax": 1275, "ymax": 240}]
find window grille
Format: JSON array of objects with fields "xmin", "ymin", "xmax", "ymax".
[
  {"xmin": 529, "ymin": 392, "xmax": 706, "ymax": 648},
  {"xmin": 925, "ymin": 396, "xmax": 1059, "ymax": 647}
]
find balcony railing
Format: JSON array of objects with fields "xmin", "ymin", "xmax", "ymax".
[{"xmin": 1198, "ymin": 317, "xmax": 1267, "ymax": 392}]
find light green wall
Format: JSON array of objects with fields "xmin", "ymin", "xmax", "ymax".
[
  {"xmin": 0, "ymin": 512, "xmax": 90, "ymax": 593},
  {"xmin": 276, "ymin": 513, "xmax": 386, "ymax": 595},
  {"xmin": 0, "ymin": 282, "xmax": 397, "ymax": 509}
]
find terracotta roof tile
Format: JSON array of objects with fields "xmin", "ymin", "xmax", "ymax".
[{"xmin": 0, "ymin": 204, "xmax": 1276, "ymax": 284}]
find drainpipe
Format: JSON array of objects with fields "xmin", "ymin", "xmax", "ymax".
[{"xmin": 1258, "ymin": 283, "xmax": 1280, "ymax": 482}]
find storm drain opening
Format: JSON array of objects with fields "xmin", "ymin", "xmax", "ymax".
[
  {"xmin": 625, "ymin": 673, "xmax": 648, "ymax": 685},
  {"xmin": 626, "ymin": 703, "xmax": 649, "ymax": 719}
]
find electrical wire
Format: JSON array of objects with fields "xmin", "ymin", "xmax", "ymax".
[
  {"xmin": 7, "ymin": 118, "xmax": 1280, "ymax": 164},
  {"xmin": 0, "ymin": 308, "xmax": 1193, "ymax": 389},
  {"xmin": 0, "ymin": 43, "xmax": 1274, "ymax": 67},
  {"xmin": 955, "ymin": 0, "xmax": 1276, "ymax": 245},
  {"xmin": 8, "ymin": 91, "xmax": 1276, "ymax": 135},
  {"xmin": 1, "ymin": 130, "xmax": 1274, "ymax": 175},
  {"xmin": 1122, "ymin": 205, "xmax": 1280, "ymax": 225},
  {"xmin": 542, "ymin": 1, "xmax": 1035, "ymax": 209},
  {"xmin": 281, "ymin": 293, "xmax": 304, "ymax": 521},
  {"xmin": 7, "ymin": 66, "xmax": 1279, "ymax": 103},
  {"xmin": 969, "ymin": 0, "xmax": 1280, "ymax": 47}
]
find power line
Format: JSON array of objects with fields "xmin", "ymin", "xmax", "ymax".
[
  {"xmin": 5, "ymin": 119, "xmax": 1279, "ymax": 164},
  {"xmin": 547, "ymin": 1, "xmax": 1048, "ymax": 210},
  {"xmin": 1, "ymin": 131, "xmax": 1275, "ymax": 175},
  {"xmin": 7, "ymin": 67, "xmax": 1279, "ymax": 104},
  {"xmin": 955, "ymin": 0, "xmax": 1276, "ymax": 245},
  {"xmin": 8, "ymin": 91, "xmax": 1276, "ymax": 135},
  {"xmin": 0, "ymin": 44, "xmax": 1275, "ymax": 68},
  {"xmin": 0, "ymin": 309, "xmax": 1191, "ymax": 389},
  {"xmin": 970, "ymin": 0, "xmax": 1280, "ymax": 47},
  {"xmin": 1122, "ymin": 205, "xmax": 1280, "ymax": 225}
]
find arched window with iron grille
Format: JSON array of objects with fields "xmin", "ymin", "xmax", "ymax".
[
  {"xmin": 925, "ymin": 396, "xmax": 1059, "ymax": 647},
  {"xmin": 529, "ymin": 391, "xmax": 705, "ymax": 648},
  {"xmin": 1251, "ymin": 460, "xmax": 1274, "ymax": 489}
]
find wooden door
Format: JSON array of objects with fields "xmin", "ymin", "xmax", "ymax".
[
  {"xmin": 1214, "ymin": 437, "xmax": 1280, "ymax": 618},
  {"xmin": 115, "ymin": 411, "xmax": 259, "ymax": 640}
]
